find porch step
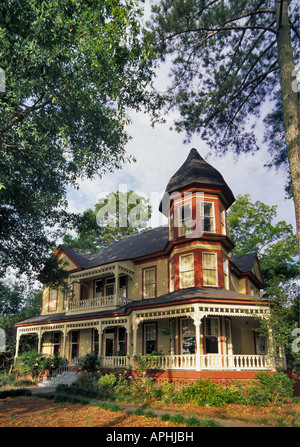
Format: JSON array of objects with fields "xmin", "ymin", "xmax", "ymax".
[{"xmin": 38, "ymin": 371, "xmax": 79, "ymax": 388}]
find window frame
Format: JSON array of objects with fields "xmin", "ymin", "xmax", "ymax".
[
  {"xmin": 179, "ymin": 253, "xmax": 194, "ymax": 289},
  {"xmin": 48, "ymin": 288, "xmax": 57, "ymax": 312},
  {"xmin": 143, "ymin": 323, "xmax": 157, "ymax": 354},
  {"xmin": 200, "ymin": 201, "xmax": 215, "ymax": 233},
  {"xmin": 178, "ymin": 201, "xmax": 193, "ymax": 237},
  {"xmin": 143, "ymin": 267, "xmax": 156, "ymax": 299},
  {"xmin": 202, "ymin": 252, "xmax": 218, "ymax": 287}
]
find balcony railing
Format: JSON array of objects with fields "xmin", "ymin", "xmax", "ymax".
[{"xmin": 68, "ymin": 294, "xmax": 128, "ymax": 311}]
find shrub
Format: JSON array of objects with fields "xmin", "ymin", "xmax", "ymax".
[
  {"xmin": 97, "ymin": 373, "xmax": 118, "ymax": 390},
  {"xmin": 246, "ymin": 372, "xmax": 294, "ymax": 406},
  {"xmin": 0, "ymin": 388, "xmax": 32, "ymax": 399},
  {"xmin": 79, "ymin": 352, "xmax": 100, "ymax": 372}
]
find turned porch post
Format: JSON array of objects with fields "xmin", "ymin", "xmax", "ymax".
[{"xmin": 192, "ymin": 305, "xmax": 205, "ymax": 372}]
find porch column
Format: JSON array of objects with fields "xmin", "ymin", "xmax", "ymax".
[
  {"xmin": 61, "ymin": 325, "xmax": 67, "ymax": 358},
  {"xmin": 131, "ymin": 317, "xmax": 141, "ymax": 357},
  {"xmin": 14, "ymin": 329, "xmax": 21, "ymax": 361},
  {"xmin": 192, "ymin": 306, "xmax": 205, "ymax": 372},
  {"xmin": 37, "ymin": 327, "xmax": 42, "ymax": 354}
]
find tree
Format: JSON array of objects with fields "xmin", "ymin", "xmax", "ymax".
[
  {"xmin": 63, "ymin": 190, "xmax": 151, "ymax": 254},
  {"xmin": 0, "ymin": 0, "xmax": 156, "ymax": 276},
  {"xmin": 0, "ymin": 280, "xmax": 42, "ymax": 354},
  {"xmin": 227, "ymin": 194, "xmax": 299, "ymax": 287},
  {"xmin": 227, "ymin": 194, "xmax": 300, "ymax": 371},
  {"xmin": 146, "ymin": 0, "xmax": 300, "ymax": 249}
]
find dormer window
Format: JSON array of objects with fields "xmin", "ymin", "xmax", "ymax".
[{"xmin": 201, "ymin": 202, "xmax": 215, "ymax": 233}]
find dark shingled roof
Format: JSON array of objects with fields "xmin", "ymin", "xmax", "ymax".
[
  {"xmin": 61, "ymin": 226, "xmax": 169, "ymax": 270},
  {"xmin": 231, "ymin": 252, "xmax": 257, "ymax": 273},
  {"xmin": 160, "ymin": 148, "xmax": 235, "ymax": 215}
]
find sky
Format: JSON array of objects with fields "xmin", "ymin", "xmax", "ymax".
[{"xmin": 66, "ymin": 107, "xmax": 296, "ymax": 233}]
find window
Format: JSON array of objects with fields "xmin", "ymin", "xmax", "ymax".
[
  {"xmin": 144, "ymin": 324, "xmax": 156, "ymax": 354},
  {"xmin": 70, "ymin": 331, "xmax": 79, "ymax": 359},
  {"xmin": 181, "ymin": 318, "xmax": 195, "ymax": 354},
  {"xmin": 179, "ymin": 254, "xmax": 194, "ymax": 289},
  {"xmin": 256, "ymin": 334, "xmax": 266, "ymax": 355},
  {"xmin": 118, "ymin": 327, "xmax": 126, "ymax": 356},
  {"xmin": 220, "ymin": 207, "xmax": 226, "ymax": 234},
  {"xmin": 144, "ymin": 268, "xmax": 156, "ymax": 298},
  {"xmin": 119, "ymin": 276, "xmax": 127, "ymax": 299},
  {"xmin": 205, "ymin": 318, "xmax": 219, "ymax": 354},
  {"xmin": 169, "ymin": 260, "xmax": 174, "ymax": 292},
  {"xmin": 49, "ymin": 289, "xmax": 57, "ymax": 311},
  {"xmin": 223, "ymin": 257, "xmax": 229, "ymax": 289},
  {"xmin": 203, "ymin": 253, "xmax": 218, "ymax": 286},
  {"xmin": 52, "ymin": 332, "xmax": 60, "ymax": 356},
  {"xmin": 201, "ymin": 202, "xmax": 215, "ymax": 232},
  {"xmin": 169, "ymin": 211, "xmax": 174, "ymax": 240},
  {"xmin": 95, "ymin": 280, "xmax": 102, "ymax": 297},
  {"xmin": 93, "ymin": 329, "xmax": 99, "ymax": 355},
  {"xmin": 178, "ymin": 202, "xmax": 193, "ymax": 237},
  {"xmin": 105, "ymin": 277, "xmax": 115, "ymax": 296}
]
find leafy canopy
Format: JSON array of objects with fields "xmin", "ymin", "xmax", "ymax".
[
  {"xmin": 0, "ymin": 0, "xmax": 156, "ymax": 276},
  {"xmin": 63, "ymin": 190, "xmax": 151, "ymax": 254}
]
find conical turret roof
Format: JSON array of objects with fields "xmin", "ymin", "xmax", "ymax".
[{"xmin": 159, "ymin": 148, "xmax": 235, "ymax": 215}]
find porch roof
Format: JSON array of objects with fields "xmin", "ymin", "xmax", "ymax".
[{"xmin": 15, "ymin": 286, "xmax": 269, "ymax": 327}]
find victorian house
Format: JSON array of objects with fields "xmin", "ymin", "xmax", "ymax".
[{"xmin": 15, "ymin": 149, "xmax": 286, "ymax": 381}]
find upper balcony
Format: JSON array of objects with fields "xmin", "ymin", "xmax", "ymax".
[{"xmin": 66, "ymin": 261, "xmax": 135, "ymax": 314}]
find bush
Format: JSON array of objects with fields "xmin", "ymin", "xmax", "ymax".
[
  {"xmin": 0, "ymin": 388, "xmax": 32, "ymax": 399},
  {"xmin": 14, "ymin": 351, "xmax": 64, "ymax": 379},
  {"xmin": 79, "ymin": 352, "xmax": 100, "ymax": 372},
  {"xmin": 97, "ymin": 373, "xmax": 118, "ymax": 390},
  {"xmin": 246, "ymin": 372, "xmax": 294, "ymax": 406}
]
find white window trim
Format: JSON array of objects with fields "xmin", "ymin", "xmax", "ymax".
[
  {"xmin": 179, "ymin": 253, "xmax": 194, "ymax": 289},
  {"xmin": 169, "ymin": 259, "xmax": 174, "ymax": 292},
  {"xmin": 223, "ymin": 257, "xmax": 229, "ymax": 290},
  {"xmin": 178, "ymin": 200, "xmax": 193, "ymax": 237},
  {"xmin": 202, "ymin": 252, "xmax": 218, "ymax": 287},
  {"xmin": 200, "ymin": 201, "xmax": 216, "ymax": 233}
]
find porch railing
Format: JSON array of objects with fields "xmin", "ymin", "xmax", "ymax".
[
  {"xmin": 68, "ymin": 294, "xmax": 127, "ymax": 311},
  {"xmin": 99, "ymin": 354, "xmax": 275, "ymax": 371}
]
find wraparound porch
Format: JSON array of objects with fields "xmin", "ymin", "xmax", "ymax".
[{"xmin": 15, "ymin": 301, "xmax": 286, "ymax": 373}]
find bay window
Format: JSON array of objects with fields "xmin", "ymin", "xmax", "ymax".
[
  {"xmin": 179, "ymin": 253, "xmax": 194, "ymax": 289},
  {"xmin": 201, "ymin": 202, "xmax": 215, "ymax": 232},
  {"xmin": 203, "ymin": 252, "xmax": 218, "ymax": 286}
]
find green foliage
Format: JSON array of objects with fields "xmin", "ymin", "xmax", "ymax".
[
  {"xmin": 0, "ymin": 388, "xmax": 32, "ymax": 399},
  {"xmin": 79, "ymin": 352, "xmax": 101, "ymax": 372},
  {"xmin": 63, "ymin": 191, "xmax": 151, "ymax": 254},
  {"xmin": 14, "ymin": 350, "xmax": 64, "ymax": 379},
  {"xmin": 246, "ymin": 372, "xmax": 294, "ymax": 406},
  {"xmin": 227, "ymin": 194, "xmax": 299, "ymax": 287},
  {"xmin": 97, "ymin": 373, "xmax": 118, "ymax": 390},
  {"xmin": 146, "ymin": 0, "xmax": 299, "ymax": 182},
  {"xmin": 0, "ymin": 0, "xmax": 157, "ymax": 275},
  {"xmin": 132, "ymin": 352, "xmax": 163, "ymax": 375}
]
